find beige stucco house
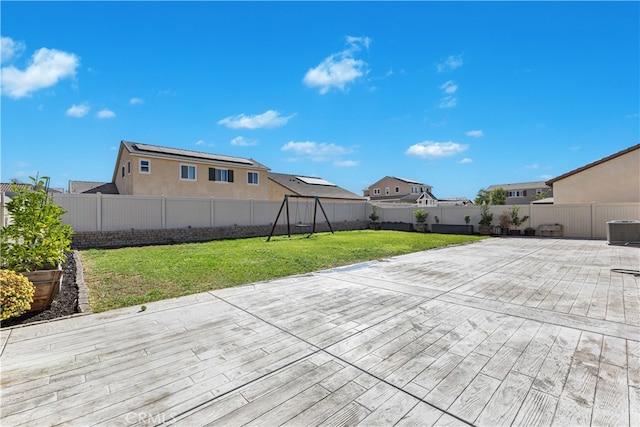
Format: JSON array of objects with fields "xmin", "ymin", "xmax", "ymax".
[
  {"xmin": 364, "ymin": 176, "xmax": 437, "ymax": 205},
  {"xmin": 546, "ymin": 143, "xmax": 640, "ymax": 204},
  {"xmin": 113, "ymin": 141, "xmax": 271, "ymax": 199},
  {"xmin": 485, "ymin": 181, "xmax": 553, "ymax": 204}
]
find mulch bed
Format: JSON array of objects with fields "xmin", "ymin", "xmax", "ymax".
[{"xmin": 1, "ymin": 252, "xmax": 80, "ymax": 328}]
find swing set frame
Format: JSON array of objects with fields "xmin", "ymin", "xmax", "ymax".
[{"xmin": 266, "ymin": 194, "xmax": 334, "ymax": 241}]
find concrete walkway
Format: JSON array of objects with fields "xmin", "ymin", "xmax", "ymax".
[{"xmin": 1, "ymin": 238, "xmax": 638, "ymax": 426}]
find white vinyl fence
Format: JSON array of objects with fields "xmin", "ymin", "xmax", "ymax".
[
  {"xmin": 2, "ymin": 192, "xmax": 638, "ymax": 240},
  {"xmin": 50, "ymin": 193, "xmax": 368, "ymax": 233}
]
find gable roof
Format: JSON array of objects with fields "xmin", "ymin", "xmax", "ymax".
[
  {"xmin": 486, "ymin": 181, "xmax": 550, "ymax": 192},
  {"xmin": 546, "ymin": 143, "xmax": 640, "ymax": 186},
  {"xmin": 268, "ymin": 173, "xmax": 365, "ymax": 200},
  {"xmin": 114, "ymin": 140, "xmax": 269, "ymax": 181}
]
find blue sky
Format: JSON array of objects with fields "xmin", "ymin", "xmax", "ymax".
[{"xmin": 2, "ymin": 1, "xmax": 638, "ymax": 199}]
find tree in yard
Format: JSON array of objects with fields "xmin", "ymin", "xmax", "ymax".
[{"xmin": 490, "ymin": 187, "xmax": 507, "ymax": 205}]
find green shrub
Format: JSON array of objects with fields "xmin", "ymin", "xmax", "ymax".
[
  {"xmin": 413, "ymin": 209, "xmax": 428, "ymax": 223},
  {"xmin": 0, "ymin": 269, "xmax": 35, "ymax": 320},
  {"xmin": 0, "ymin": 175, "xmax": 74, "ymax": 271}
]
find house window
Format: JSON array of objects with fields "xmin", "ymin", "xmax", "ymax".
[
  {"xmin": 121, "ymin": 166, "xmax": 125, "ymax": 178},
  {"xmin": 373, "ymin": 188, "xmax": 381, "ymax": 195},
  {"xmin": 508, "ymin": 190, "xmax": 527, "ymax": 197},
  {"xmin": 127, "ymin": 161, "xmax": 131, "ymax": 174},
  {"xmin": 395, "ymin": 186, "xmax": 400, "ymax": 193},
  {"xmin": 209, "ymin": 168, "xmax": 234, "ymax": 182},
  {"xmin": 385, "ymin": 187, "xmax": 390, "ymax": 195},
  {"xmin": 180, "ymin": 165, "xmax": 196, "ymax": 181},
  {"xmin": 140, "ymin": 159, "xmax": 150, "ymax": 174},
  {"xmin": 247, "ymin": 171, "xmax": 259, "ymax": 185}
]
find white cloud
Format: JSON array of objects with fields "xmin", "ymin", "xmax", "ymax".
[
  {"xmin": 1, "ymin": 46, "xmax": 80, "ymax": 98},
  {"xmin": 457, "ymin": 158, "xmax": 473, "ymax": 164},
  {"xmin": 526, "ymin": 164, "xmax": 539, "ymax": 169},
  {"xmin": 231, "ymin": 136, "xmax": 257, "ymax": 146},
  {"xmin": 440, "ymin": 80, "xmax": 458, "ymax": 94},
  {"xmin": 1, "ymin": 37, "xmax": 26, "ymax": 64},
  {"xmin": 438, "ymin": 96, "xmax": 457, "ymax": 109},
  {"xmin": 437, "ymin": 54, "xmax": 463, "ymax": 73},
  {"xmin": 195, "ymin": 140, "xmax": 206, "ymax": 146},
  {"xmin": 65, "ymin": 103, "xmax": 90, "ymax": 117},
  {"xmin": 406, "ymin": 141, "xmax": 469, "ymax": 158},
  {"xmin": 539, "ymin": 174, "xmax": 553, "ymax": 180},
  {"xmin": 218, "ymin": 110, "xmax": 294, "ymax": 129},
  {"xmin": 303, "ymin": 36, "xmax": 370, "ymax": 94},
  {"xmin": 281, "ymin": 141, "xmax": 350, "ymax": 162},
  {"xmin": 465, "ymin": 130, "xmax": 484, "ymax": 138},
  {"xmin": 334, "ymin": 160, "xmax": 360, "ymax": 167},
  {"xmin": 97, "ymin": 109, "xmax": 115, "ymax": 119},
  {"xmin": 129, "ymin": 97, "xmax": 144, "ymax": 105}
]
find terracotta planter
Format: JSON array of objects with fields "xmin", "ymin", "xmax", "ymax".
[{"xmin": 22, "ymin": 266, "xmax": 63, "ymax": 313}]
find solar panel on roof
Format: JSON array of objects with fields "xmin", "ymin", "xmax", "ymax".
[
  {"xmin": 133, "ymin": 143, "xmax": 254, "ymax": 165},
  {"xmin": 296, "ymin": 176, "xmax": 336, "ymax": 186}
]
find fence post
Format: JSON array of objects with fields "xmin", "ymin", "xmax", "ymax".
[
  {"xmin": 210, "ymin": 198, "xmax": 215, "ymax": 227},
  {"xmin": 161, "ymin": 195, "xmax": 166, "ymax": 229},
  {"xmin": 96, "ymin": 192, "xmax": 102, "ymax": 232}
]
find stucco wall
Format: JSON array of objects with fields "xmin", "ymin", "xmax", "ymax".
[
  {"xmin": 552, "ymin": 149, "xmax": 640, "ymax": 203},
  {"xmin": 115, "ymin": 154, "xmax": 269, "ymax": 199}
]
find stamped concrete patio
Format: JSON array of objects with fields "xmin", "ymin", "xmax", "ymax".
[{"xmin": 1, "ymin": 238, "xmax": 639, "ymax": 426}]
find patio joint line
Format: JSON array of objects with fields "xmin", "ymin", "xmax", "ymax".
[{"xmin": 205, "ymin": 294, "xmax": 475, "ymax": 427}]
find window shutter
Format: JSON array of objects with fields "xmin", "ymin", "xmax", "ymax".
[
  {"xmin": 228, "ymin": 170, "xmax": 234, "ymax": 183},
  {"xmin": 523, "ymin": 190, "xmax": 527, "ymax": 196},
  {"xmin": 209, "ymin": 168, "xmax": 215, "ymax": 181}
]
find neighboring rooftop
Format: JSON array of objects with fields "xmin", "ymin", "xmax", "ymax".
[
  {"xmin": 68, "ymin": 181, "xmax": 119, "ymax": 194},
  {"xmin": 268, "ymin": 173, "xmax": 365, "ymax": 200},
  {"xmin": 120, "ymin": 140, "xmax": 269, "ymax": 169}
]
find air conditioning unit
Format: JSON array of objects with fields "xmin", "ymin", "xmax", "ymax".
[{"xmin": 607, "ymin": 220, "xmax": 640, "ymax": 245}]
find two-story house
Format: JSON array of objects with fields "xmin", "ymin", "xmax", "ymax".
[
  {"xmin": 364, "ymin": 176, "xmax": 438, "ymax": 205},
  {"xmin": 113, "ymin": 141, "xmax": 271, "ymax": 199},
  {"xmin": 485, "ymin": 181, "xmax": 553, "ymax": 204}
]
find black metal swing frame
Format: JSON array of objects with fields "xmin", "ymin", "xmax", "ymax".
[{"xmin": 266, "ymin": 195, "xmax": 334, "ymax": 241}]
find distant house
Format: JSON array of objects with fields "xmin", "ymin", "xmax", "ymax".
[
  {"xmin": 112, "ymin": 141, "xmax": 271, "ymax": 199},
  {"xmin": 485, "ymin": 181, "xmax": 552, "ymax": 205},
  {"xmin": 546, "ymin": 144, "xmax": 640, "ymax": 204},
  {"xmin": 364, "ymin": 176, "xmax": 438, "ymax": 205},
  {"xmin": 268, "ymin": 173, "xmax": 364, "ymax": 202}
]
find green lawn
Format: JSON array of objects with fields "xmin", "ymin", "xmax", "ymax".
[{"xmin": 79, "ymin": 230, "xmax": 487, "ymax": 312}]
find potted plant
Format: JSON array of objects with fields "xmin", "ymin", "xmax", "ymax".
[
  {"xmin": 368, "ymin": 205, "xmax": 381, "ymax": 230},
  {"xmin": 413, "ymin": 209, "xmax": 429, "ymax": 232},
  {"xmin": 498, "ymin": 210, "xmax": 512, "ymax": 235},
  {"xmin": 509, "ymin": 206, "xmax": 530, "ymax": 236},
  {"xmin": 0, "ymin": 175, "xmax": 74, "ymax": 313},
  {"xmin": 478, "ymin": 204, "xmax": 494, "ymax": 235},
  {"xmin": 464, "ymin": 215, "xmax": 470, "ymax": 225},
  {"xmin": 524, "ymin": 227, "xmax": 536, "ymax": 236}
]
